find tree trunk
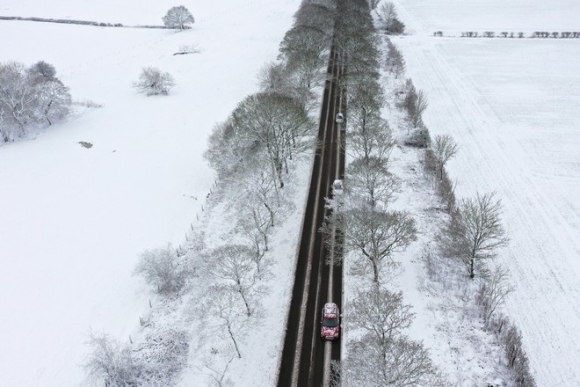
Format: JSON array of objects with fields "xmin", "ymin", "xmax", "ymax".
[
  {"xmin": 371, "ymin": 259, "xmax": 380, "ymax": 284},
  {"xmin": 469, "ymin": 257, "xmax": 475, "ymax": 279},
  {"xmin": 237, "ymin": 283, "xmax": 252, "ymax": 317},
  {"xmin": 227, "ymin": 322, "xmax": 242, "ymax": 358}
]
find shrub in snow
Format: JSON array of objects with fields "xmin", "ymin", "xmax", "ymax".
[
  {"xmin": 404, "ymin": 127, "xmax": 431, "ymax": 148},
  {"xmin": 163, "ymin": 6, "xmax": 195, "ymax": 30},
  {"xmin": 386, "ymin": 18, "xmax": 405, "ymax": 35},
  {"xmin": 175, "ymin": 43, "xmax": 201, "ymax": 55},
  {"xmin": 84, "ymin": 332, "xmax": 144, "ymax": 386},
  {"xmin": 138, "ymin": 327, "xmax": 190, "ymax": 383},
  {"xmin": 133, "ymin": 67, "xmax": 175, "ymax": 96},
  {"xmin": 29, "ymin": 60, "xmax": 56, "ymax": 78},
  {"xmin": 133, "ymin": 244, "xmax": 186, "ymax": 295}
]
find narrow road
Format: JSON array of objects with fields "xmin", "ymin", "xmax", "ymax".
[{"xmin": 277, "ymin": 45, "xmax": 346, "ymax": 387}]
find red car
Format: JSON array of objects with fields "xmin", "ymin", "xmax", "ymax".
[{"xmin": 320, "ymin": 302, "xmax": 340, "ymax": 340}]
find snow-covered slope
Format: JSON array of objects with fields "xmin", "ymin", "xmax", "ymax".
[
  {"xmin": 0, "ymin": 1, "xmax": 299, "ymax": 385},
  {"xmin": 391, "ymin": 0, "xmax": 580, "ymax": 385}
]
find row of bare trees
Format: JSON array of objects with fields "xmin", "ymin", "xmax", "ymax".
[
  {"xmin": 415, "ymin": 74, "xmax": 537, "ymax": 387},
  {"xmin": 0, "ymin": 61, "xmax": 71, "ymax": 142},
  {"xmin": 188, "ymin": 1, "xmax": 339, "ymax": 384},
  {"xmin": 325, "ymin": 1, "xmax": 440, "ymax": 386},
  {"xmin": 457, "ymin": 31, "xmax": 580, "ymax": 38},
  {"xmin": 423, "ymin": 151, "xmax": 536, "ymax": 385}
]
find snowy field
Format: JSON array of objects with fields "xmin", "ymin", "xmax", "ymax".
[
  {"xmin": 3, "ymin": 0, "xmax": 579, "ymax": 386},
  {"xmin": 391, "ymin": 0, "xmax": 580, "ymax": 385},
  {"xmin": 0, "ymin": 1, "xmax": 299, "ymax": 385}
]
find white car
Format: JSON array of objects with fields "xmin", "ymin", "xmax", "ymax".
[
  {"xmin": 335, "ymin": 112, "xmax": 344, "ymax": 124},
  {"xmin": 332, "ymin": 179, "xmax": 344, "ymax": 196}
]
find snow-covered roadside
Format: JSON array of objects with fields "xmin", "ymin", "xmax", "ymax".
[
  {"xmin": 169, "ymin": 155, "xmax": 313, "ymax": 386},
  {"xmin": 387, "ymin": 0, "xmax": 580, "ymax": 384}
]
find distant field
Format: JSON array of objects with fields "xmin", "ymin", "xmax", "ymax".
[{"xmin": 393, "ymin": 0, "xmax": 580, "ymax": 385}]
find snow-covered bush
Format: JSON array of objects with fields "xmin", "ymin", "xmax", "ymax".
[
  {"xmin": 133, "ymin": 67, "xmax": 175, "ymax": 96},
  {"xmin": 84, "ymin": 332, "xmax": 144, "ymax": 387},
  {"xmin": 0, "ymin": 61, "xmax": 71, "ymax": 142},
  {"xmin": 134, "ymin": 244, "xmax": 187, "ymax": 295},
  {"xmin": 29, "ymin": 60, "xmax": 56, "ymax": 78},
  {"xmin": 138, "ymin": 327, "xmax": 190, "ymax": 383},
  {"xmin": 404, "ymin": 127, "xmax": 431, "ymax": 148}
]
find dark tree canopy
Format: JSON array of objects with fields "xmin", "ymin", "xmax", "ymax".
[{"xmin": 29, "ymin": 61, "xmax": 56, "ymax": 78}]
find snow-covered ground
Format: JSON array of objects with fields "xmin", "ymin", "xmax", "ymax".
[
  {"xmin": 0, "ymin": 1, "xmax": 299, "ymax": 385},
  {"xmin": 3, "ymin": 0, "xmax": 579, "ymax": 386},
  {"xmin": 389, "ymin": 0, "xmax": 580, "ymax": 385}
]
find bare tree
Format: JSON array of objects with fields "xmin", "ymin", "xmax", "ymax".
[
  {"xmin": 0, "ymin": 61, "xmax": 39, "ymax": 135},
  {"xmin": 34, "ymin": 78, "xmax": 72, "ymax": 125},
  {"xmin": 294, "ymin": 2, "xmax": 336, "ymax": 36},
  {"xmin": 204, "ymin": 118, "xmax": 256, "ymax": 178},
  {"xmin": 279, "ymin": 24, "xmax": 329, "ymax": 66},
  {"xmin": 236, "ymin": 214, "xmax": 271, "ymax": 279},
  {"xmin": 349, "ymin": 286, "xmax": 414, "ymax": 347},
  {"xmin": 231, "ymin": 92, "xmax": 314, "ymax": 188},
  {"xmin": 84, "ymin": 332, "xmax": 144, "ymax": 386},
  {"xmin": 346, "ymin": 74, "xmax": 384, "ymax": 121},
  {"xmin": 133, "ymin": 67, "xmax": 175, "ymax": 96},
  {"xmin": 163, "ymin": 6, "xmax": 195, "ymax": 30},
  {"xmin": 345, "ymin": 335, "xmax": 438, "ymax": 387},
  {"xmin": 346, "ymin": 111, "xmax": 393, "ymax": 164},
  {"xmin": 338, "ymin": 204, "xmax": 417, "ymax": 284},
  {"xmin": 279, "ymin": 24, "xmax": 330, "ymax": 90},
  {"xmin": 258, "ymin": 62, "xmax": 316, "ymax": 109},
  {"xmin": 238, "ymin": 159, "xmax": 282, "ymax": 228},
  {"xmin": 234, "ymin": 165, "xmax": 286, "ymax": 278},
  {"xmin": 201, "ymin": 285, "xmax": 247, "ymax": 359},
  {"xmin": 202, "ymin": 354, "xmax": 234, "ymax": 387},
  {"xmin": 432, "ymin": 134, "xmax": 459, "ymax": 180},
  {"xmin": 133, "ymin": 244, "xmax": 186, "ymax": 295},
  {"xmin": 346, "ymin": 157, "xmax": 400, "ymax": 208},
  {"xmin": 477, "ymin": 265, "xmax": 515, "ymax": 326},
  {"xmin": 386, "ymin": 39, "xmax": 406, "ymax": 78},
  {"xmin": 210, "ymin": 244, "xmax": 258, "ymax": 316},
  {"xmin": 441, "ymin": 192, "xmax": 509, "ymax": 279},
  {"xmin": 377, "ymin": 2, "xmax": 398, "ymax": 30},
  {"xmin": 403, "ymin": 83, "xmax": 428, "ymax": 128}
]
